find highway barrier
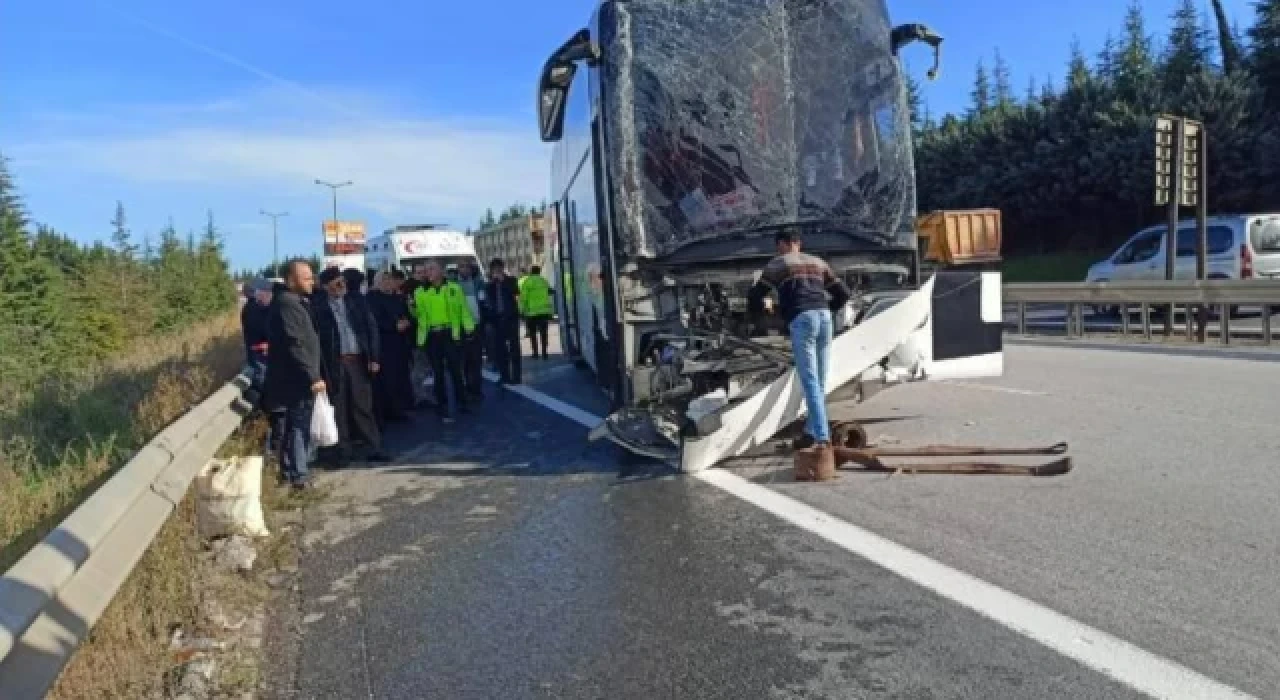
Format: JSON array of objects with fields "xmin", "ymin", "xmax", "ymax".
[
  {"xmin": 1003, "ymin": 279, "xmax": 1280, "ymax": 345},
  {"xmin": 0, "ymin": 374, "xmax": 255, "ymax": 698}
]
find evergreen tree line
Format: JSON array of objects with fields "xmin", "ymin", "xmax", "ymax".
[
  {"xmin": 912, "ymin": 0, "xmax": 1280, "ymax": 258},
  {"xmin": 0, "ymin": 154, "xmax": 237, "ymax": 388}
]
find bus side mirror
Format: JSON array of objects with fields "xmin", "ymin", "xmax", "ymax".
[
  {"xmin": 538, "ymin": 29, "xmax": 600, "ymax": 143},
  {"xmin": 891, "ymin": 23, "xmax": 944, "ymax": 80}
]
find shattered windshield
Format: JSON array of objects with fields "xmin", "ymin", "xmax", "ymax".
[{"xmin": 598, "ymin": 0, "xmax": 915, "ymax": 259}]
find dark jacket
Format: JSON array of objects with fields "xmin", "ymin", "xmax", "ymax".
[
  {"xmin": 483, "ymin": 276, "xmax": 521, "ymax": 324},
  {"xmin": 367, "ymin": 289, "xmax": 411, "ymax": 338},
  {"xmin": 263, "ymin": 289, "xmax": 323, "ymax": 409},
  {"xmin": 240, "ymin": 300, "xmax": 270, "ymax": 356},
  {"xmin": 311, "ymin": 290, "xmax": 381, "ymax": 387},
  {"xmin": 747, "ymin": 251, "xmax": 852, "ymax": 324}
]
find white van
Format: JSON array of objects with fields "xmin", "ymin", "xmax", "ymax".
[{"xmin": 1085, "ymin": 214, "xmax": 1280, "ymax": 285}]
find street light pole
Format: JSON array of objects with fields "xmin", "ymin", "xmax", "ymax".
[
  {"xmin": 259, "ymin": 209, "xmax": 288, "ymax": 275},
  {"xmin": 314, "ymin": 179, "xmax": 353, "ymax": 224}
]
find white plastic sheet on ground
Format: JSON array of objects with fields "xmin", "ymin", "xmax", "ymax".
[{"xmin": 196, "ymin": 456, "xmax": 271, "ymax": 539}]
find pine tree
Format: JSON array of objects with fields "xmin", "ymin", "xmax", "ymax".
[
  {"xmin": 905, "ymin": 71, "xmax": 923, "ymax": 129},
  {"xmin": 970, "ymin": 59, "xmax": 991, "ymax": 115},
  {"xmin": 1250, "ymin": 0, "xmax": 1280, "ymax": 109},
  {"xmin": 0, "ymin": 154, "xmax": 27, "ymax": 230},
  {"xmin": 993, "ymin": 49, "xmax": 1014, "ymax": 108},
  {"xmin": 110, "ymin": 200, "xmax": 136, "ymax": 259},
  {"xmin": 1163, "ymin": 0, "xmax": 1211, "ymax": 95},
  {"xmin": 1067, "ymin": 39, "xmax": 1092, "ymax": 91},
  {"xmin": 1115, "ymin": 1, "xmax": 1156, "ymax": 103},
  {"xmin": 1210, "ymin": 0, "xmax": 1242, "ymax": 74}
]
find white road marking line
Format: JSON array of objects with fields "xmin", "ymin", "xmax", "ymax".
[
  {"xmin": 942, "ymin": 381, "xmax": 1047, "ymax": 396},
  {"xmin": 498, "ymin": 379, "xmax": 1255, "ymax": 700},
  {"xmin": 696, "ymin": 470, "xmax": 1253, "ymax": 700},
  {"xmin": 482, "ymin": 370, "xmax": 601, "ymax": 429}
]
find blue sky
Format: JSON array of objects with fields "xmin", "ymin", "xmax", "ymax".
[{"xmin": 1, "ymin": 0, "xmax": 1256, "ymax": 271}]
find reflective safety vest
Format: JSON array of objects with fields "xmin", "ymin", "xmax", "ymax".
[
  {"xmin": 519, "ymin": 274, "xmax": 553, "ymax": 317},
  {"xmin": 413, "ymin": 281, "xmax": 475, "ymax": 344}
]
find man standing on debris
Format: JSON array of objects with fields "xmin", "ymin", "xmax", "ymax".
[
  {"xmin": 519, "ymin": 265, "xmax": 553, "ymax": 360},
  {"xmin": 484, "ymin": 258, "xmax": 522, "ymax": 385},
  {"xmin": 413, "ymin": 260, "xmax": 473, "ymax": 422},
  {"xmin": 747, "ymin": 229, "xmax": 852, "ymax": 448},
  {"xmin": 313, "ymin": 266, "xmax": 389, "ymax": 465},
  {"xmin": 263, "ymin": 259, "xmax": 325, "ymax": 490}
]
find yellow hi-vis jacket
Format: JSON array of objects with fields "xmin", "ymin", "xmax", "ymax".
[
  {"xmin": 519, "ymin": 274, "xmax": 553, "ymax": 317},
  {"xmin": 413, "ymin": 281, "xmax": 475, "ymax": 345}
]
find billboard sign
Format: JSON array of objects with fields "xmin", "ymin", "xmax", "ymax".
[{"xmin": 323, "ymin": 220, "xmax": 366, "ymax": 256}]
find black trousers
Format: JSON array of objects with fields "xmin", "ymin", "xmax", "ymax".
[
  {"xmin": 332, "ymin": 354, "xmax": 381, "ymax": 455},
  {"xmin": 526, "ymin": 315, "xmax": 551, "ymax": 358},
  {"xmin": 374, "ymin": 332, "xmax": 414, "ymax": 423},
  {"xmin": 461, "ymin": 326, "xmax": 484, "ymax": 397},
  {"xmin": 493, "ymin": 317, "xmax": 522, "ymax": 383},
  {"xmin": 425, "ymin": 330, "xmax": 467, "ymax": 415}
]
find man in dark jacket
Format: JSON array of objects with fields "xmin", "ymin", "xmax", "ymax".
[
  {"xmin": 312, "ymin": 266, "xmax": 389, "ymax": 464},
  {"xmin": 263, "ymin": 260, "xmax": 325, "ymax": 489},
  {"xmin": 367, "ymin": 270, "xmax": 415, "ymax": 423},
  {"xmin": 484, "ymin": 258, "xmax": 522, "ymax": 384},
  {"xmin": 240, "ymin": 277, "xmax": 272, "ymax": 390}
]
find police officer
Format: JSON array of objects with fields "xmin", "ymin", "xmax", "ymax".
[
  {"xmin": 413, "ymin": 260, "xmax": 475, "ymax": 423},
  {"xmin": 519, "ymin": 265, "xmax": 553, "ymax": 360}
]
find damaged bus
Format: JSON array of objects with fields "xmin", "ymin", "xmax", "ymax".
[{"xmin": 538, "ymin": 0, "xmax": 1005, "ymax": 471}]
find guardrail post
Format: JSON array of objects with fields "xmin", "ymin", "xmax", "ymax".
[
  {"xmin": 1075, "ymin": 303, "xmax": 1085, "ymax": 338},
  {"xmin": 1141, "ymin": 303, "xmax": 1152, "ymax": 341},
  {"xmin": 1120, "ymin": 304, "xmax": 1130, "ymax": 337},
  {"xmin": 1017, "ymin": 302, "xmax": 1027, "ymax": 336},
  {"xmin": 1184, "ymin": 305, "xmax": 1194, "ymax": 342},
  {"xmin": 1263, "ymin": 306, "xmax": 1273, "ymax": 346},
  {"xmin": 1221, "ymin": 305, "xmax": 1231, "ymax": 345}
]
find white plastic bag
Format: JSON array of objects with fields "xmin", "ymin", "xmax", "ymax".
[
  {"xmin": 311, "ymin": 393, "xmax": 339, "ymax": 447},
  {"xmin": 196, "ymin": 457, "xmax": 270, "ymax": 538}
]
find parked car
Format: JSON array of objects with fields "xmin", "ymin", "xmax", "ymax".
[{"xmin": 1084, "ymin": 213, "xmax": 1280, "ymax": 315}]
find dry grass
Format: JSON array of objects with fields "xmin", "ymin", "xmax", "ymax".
[
  {"xmin": 0, "ymin": 310, "xmax": 246, "ymax": 699},
  {"xmin": 48, "ymin": 498, "xmax": 203, "ymax": 700},
  {"xmin": 0, "ymin": 312, "xmax": 243, "ymax": 571}
]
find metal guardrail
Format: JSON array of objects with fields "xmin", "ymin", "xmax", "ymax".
[
  {"xmin": 0, "ymin": 375, "xmax": 254, "ymax": 698},
  {"xmin": 1003, "ymin": 279, "xmax": 1280, "ymax": 345}
]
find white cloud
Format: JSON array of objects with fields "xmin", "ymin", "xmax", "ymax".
[{"xmin": 10, "ymin": 86, "xmax": 553, "ymax": 227}]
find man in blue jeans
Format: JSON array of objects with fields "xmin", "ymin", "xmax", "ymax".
[
  {"xmin": 263, "ymin": 259, "xmax": 326, "ymax": 490},
  {"xmin": 748, "ymin": 229, "xmax": 852, "ymax": 448}
]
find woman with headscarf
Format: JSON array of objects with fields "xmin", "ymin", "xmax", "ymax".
[{"xmin": 367, "ymin": 270, "xmax": 415, "ymax": 422}]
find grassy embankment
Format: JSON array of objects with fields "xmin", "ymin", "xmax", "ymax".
[{"xmin": 0, "ymin": 310, "xmax": 276, "ymax": 699}]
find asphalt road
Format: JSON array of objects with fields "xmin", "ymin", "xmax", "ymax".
[{"xmin": 263, "ymin": 339, "xmax": 1278, "ymax": 699}]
